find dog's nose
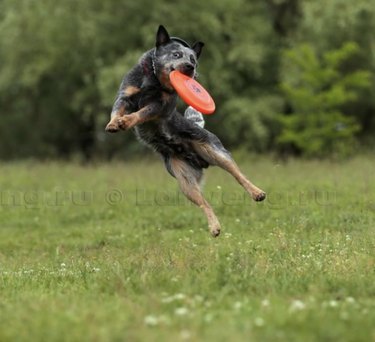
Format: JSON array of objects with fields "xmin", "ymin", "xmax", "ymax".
[{"xmin": 180, "ymin": 63, "xmax": 195, "ymax": 76}]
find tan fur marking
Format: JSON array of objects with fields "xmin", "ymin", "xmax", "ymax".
[
  {"xmin": 117, "ymin": 105, "xmax": 156, "ymax": 130},
  {"xmin": 170, "ymin": 158, "xmax": 221, "ymax": 237},
  {"xmin": 124, "ymin": 86, "xmax": 141, "ymax": 97},
  {"xmin": 192, "ymin": 141, "xmax": 266, "ymax": 201},
  {"xmin": 105, "ymin": 107, "xmax": 129, "ymax": 132}
]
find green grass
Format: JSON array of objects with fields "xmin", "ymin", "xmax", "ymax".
[{"xmin": 0, "ymin": 156, "xmax": 374, "ymax": 341}]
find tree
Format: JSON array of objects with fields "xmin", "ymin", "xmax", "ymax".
[
  {"xmin": 294, "ymin": 0, "xmax": 375, "ymax": 144},
  {"xmin": 278, "ymin": 42, "xmax": 370, "ymax": 157},
  {"xmin": 0, "ymin": 0, "xmax": 374, "ymax": 160}
]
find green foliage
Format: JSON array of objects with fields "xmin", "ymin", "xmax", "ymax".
[
  {"xmin": 278, "ymin": 42, "xmax": 370, "ymax": 157},
  {"xmin": 0, "ymin": 0, "xmax": 155, "ymax": 159},
  {"xmin": 0, "ymin": 0, "xmax": 374, "ymax": 159},
  {"xmin": 297, "ymin": 0, "xmax": 375, "ymax": 140},
  {"xmin": 221, "ymin": 95, "xmax": 283, "ymax": 151}
]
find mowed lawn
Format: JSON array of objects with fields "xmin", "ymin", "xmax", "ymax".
[{"xmin": 0, "ymin": 156, "xmax": 374, "ymax": 342}]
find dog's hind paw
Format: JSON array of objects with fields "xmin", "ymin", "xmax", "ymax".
[
  {"xmin": 252, "ymin": 191, "xmax": 266, "ymax": 202},
  {"xmin": 210, "ymin": 227, "xmax": 221, "ymax": 237},
  {"xmin": 209, "ymin": 222, "xmax": 221, "ymax": 237}
]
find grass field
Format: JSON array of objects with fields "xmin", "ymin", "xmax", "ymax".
[{"xmin": 0, "ymin": 156, "xmax": 374, "ymax": 341}]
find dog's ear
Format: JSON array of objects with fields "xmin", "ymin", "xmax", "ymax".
[
  {"xmin": 192, "ymin": 42, "xmax": 204, "ymax": 59},
  {"xmin": 156, "ymin": 25, "xmax": 171, "ymax": 47}
]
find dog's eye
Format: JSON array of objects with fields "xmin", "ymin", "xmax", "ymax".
[
  {"xmin": 172, "ymin": 52, "xmax": 182, "ymax": 59},
  {"xmin": 190, "ymin": 55, "xmax": 196, "ymax": 65}
]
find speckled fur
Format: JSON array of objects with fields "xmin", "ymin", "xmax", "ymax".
[{"xmin": 105, "ymin": 25, "xmax": 266, "ymax": 237}]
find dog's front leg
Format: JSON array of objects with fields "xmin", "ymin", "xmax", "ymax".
[
  {"xmin": 106, "ymin": 85, "xmax": 142, "ymax": 133},
  {"xmin": 117, "ymin": 103, "xmax": 161, "ymax": 130},
  {"xmin": 105, "ymin": 99, "xmax": 128, "ymax": 133}
]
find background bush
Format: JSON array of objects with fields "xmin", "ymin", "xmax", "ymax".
[{"xmin": 0, "ymin": 0, "xmax": 373, "ymax": 160}]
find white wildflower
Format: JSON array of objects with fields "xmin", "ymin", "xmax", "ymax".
[
  {"xmin": 329, "ymin": 300, "xmax": 338, "ymax": 308},
  {"xmin": 345, "ymin": 297, "xmax": 355, "ymax": 304},
  {"xmin": 162, "ymin": 293, "xmax": 186, "ymax": 303},
  {"xmin": 290, "ymin": 300, "xmax": 306, "ymax": 312},
  {"xmin": 144, "ymin": 315, "xmax": 158, "ymax": 326},
  {"xmin": 175, "ymin": 307, "xmax": 189, "ymax": 316},
  {"xmin": 174, "ymin": 293, "xmax": 186, "ymax": 300},
  {"xmin": 162, "ymin": 297, "xmax": 174, "ymax": 304}
]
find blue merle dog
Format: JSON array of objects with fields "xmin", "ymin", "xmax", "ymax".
[{"xmin": 105, "ymin": 25, "xmax": 266, "ymax": 237}]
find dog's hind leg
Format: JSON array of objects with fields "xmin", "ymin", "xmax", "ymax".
[
  {"xmin": 168, "ymin": 158, "xmax": 221, "ymax": 237},
  {"xmin": 192, "ymin": 139, "xmax": 266, "ymax": 202}
]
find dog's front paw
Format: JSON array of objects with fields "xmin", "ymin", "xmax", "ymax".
[
  {"xmin": 117, "ymin": 117, "xmax": 127, "ymax": 130},
  {"xmin": 105, "ymin": 122, "xmax": 120, "ymax": 133},
  {"xmin": 117, "ymin": 116, "xmax": 137, "ymax": 130}
]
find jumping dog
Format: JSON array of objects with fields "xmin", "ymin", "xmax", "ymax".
[{"xmin": 105, "ymin": 25, "xmax": 266, "ymax": 237}]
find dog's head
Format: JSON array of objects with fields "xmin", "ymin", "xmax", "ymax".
[{"xmin": 153, "ymin": 25, "xmax": 204, "ymax": 90}]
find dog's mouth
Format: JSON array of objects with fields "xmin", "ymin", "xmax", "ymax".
[{"xmin": 171, "ymin": 64, "xmax": 195, "ymax": 78}]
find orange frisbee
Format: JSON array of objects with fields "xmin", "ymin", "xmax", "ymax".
[{"xmin": 169, "ymin": 70, "xmax": 215, "ymax": 114}]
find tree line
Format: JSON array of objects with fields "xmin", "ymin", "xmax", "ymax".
[{"xmin": 0, "ymin": 0, "xmax": 373, "ymax": 160}]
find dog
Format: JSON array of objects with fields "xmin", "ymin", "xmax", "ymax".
[{"xmin": 105, "ymin": 25, "xmax": 266, "ymax": 237}]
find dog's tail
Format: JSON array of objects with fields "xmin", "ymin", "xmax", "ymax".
[{"xmin": 184, "ymin": 106, "xmax": 205, "ymax": 128}]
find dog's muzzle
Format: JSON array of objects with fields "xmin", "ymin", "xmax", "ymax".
[{"xmin": 179, "ymin": 63, "xmax": 195, "ymax": 77}]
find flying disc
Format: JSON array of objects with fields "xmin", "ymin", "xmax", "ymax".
[{"xmin": 169, "ymin": 70, "xmax": 215, "ymax": 114}]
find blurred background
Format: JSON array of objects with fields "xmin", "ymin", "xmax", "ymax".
[{"xmin": 0, "ymin": 0, "xmax": 373, "ymax": 161}]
